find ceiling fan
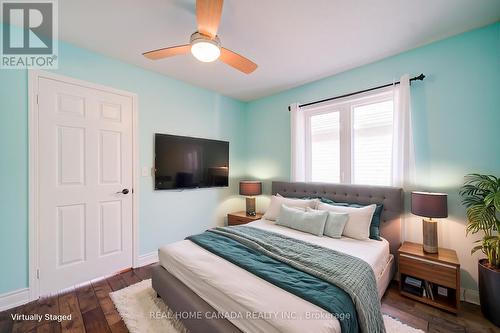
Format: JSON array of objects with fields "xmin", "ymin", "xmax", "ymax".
[{"xmin": 143, "ymin": 0, "xmax": 257, "ymax": 74}]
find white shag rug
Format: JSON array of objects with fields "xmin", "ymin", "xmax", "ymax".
[{"xmin": 110, "ymin": 279, "xmax": 425, "ymax": 333}]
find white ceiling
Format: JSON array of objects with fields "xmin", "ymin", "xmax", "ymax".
[{"xmin": 59, "ymin": 0, "xmax": 500, "ymax": 101}]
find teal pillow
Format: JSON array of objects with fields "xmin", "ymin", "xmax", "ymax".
[
  {"xmin": 320, "ymin": 199, "xmax": 383, "ymax": 241},
  {"xmin": 276, "ymin": 205, "xmax": 328, "ymax": 236},
  {"xmin": 320, "ymin": 197, "xmax": 347, "ymax": 205},
  {"xmin": 322, "ymin": 211, "xmax": 349, "ymax": 238}
]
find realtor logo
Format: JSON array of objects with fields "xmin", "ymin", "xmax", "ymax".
[{"xmin": 1, "ymin": 0, "xmax": 58, "ymax": 69}]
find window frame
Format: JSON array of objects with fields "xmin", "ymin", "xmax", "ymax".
[{"xmin": 302, "ymin": 88, "xmax": 394, "ymax": 185}]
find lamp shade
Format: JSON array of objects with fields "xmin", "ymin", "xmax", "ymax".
[
  {"xmin": 411, "ymin": 191, "xmax": 448, "ymax": 218},
  {"xmin": 239, "ymin": 181, "xmax": 262, "ymax": 196}
]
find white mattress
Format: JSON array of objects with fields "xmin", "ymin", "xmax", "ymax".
[{"xmin": 159, "ymin": 219, "xmax": 391, "ymax": 333}]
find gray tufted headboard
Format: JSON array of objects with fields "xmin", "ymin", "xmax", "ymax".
[{"xmin": 272, "ymin": 181, "xmax": 403, "ymax": 255}]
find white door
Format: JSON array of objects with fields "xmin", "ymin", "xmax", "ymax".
[{"xmin": 37, "ymin": 76, "xmax": 134, "ymax": 295}]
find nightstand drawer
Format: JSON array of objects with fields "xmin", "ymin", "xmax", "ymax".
[
  {"xmin": 399, "ymin": 254, "xmax": 457, "ymax": 288},
  {"xmin": 228, "ymin": 216, "xmax": 250, "ymax": 225},
  {"xmin": 227, "ymin": 212, "xmax": 263, "ymax": 226}
]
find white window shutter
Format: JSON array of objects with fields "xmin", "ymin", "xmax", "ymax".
[
  {"xmin": 352, "ymin": 100, "xmax": 394, "ymax": 186},
  {"xmin": 309, "ymin": 111, "xmax": 340, "ymax": 183}
]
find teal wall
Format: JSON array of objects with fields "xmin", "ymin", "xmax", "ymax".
[
  {"xmin": 0, "ymin": 70, "xmax": 29, "ymax": 295},
  {"xmin": 0, "ymin": 42, "xmax": 246, "ymax": 294},
  {"xmin": 245, "ymin": 23, "xmax": 500, "ymax": 290}
]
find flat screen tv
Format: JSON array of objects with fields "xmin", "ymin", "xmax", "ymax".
[{"xmin": 155, "ymin": 133, "xmax": 229, "ymax": 190}]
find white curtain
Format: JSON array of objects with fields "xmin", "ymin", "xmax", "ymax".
[
  {"xmin": 391, "ymin": 74, "xmax": 416, "ymax": 188},
  {"xmin": 290, "ymin": 103, "xmax": 306, "ymax": 181}
]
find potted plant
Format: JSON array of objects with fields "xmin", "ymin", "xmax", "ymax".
[{"xmin": 460, "ymin": 174, "xmax": 500, "ymax": 326}]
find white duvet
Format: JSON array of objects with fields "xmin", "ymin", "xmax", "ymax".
[{"xmin": 159, "ymin": 219, "xmax": 391, "ymax": 333}]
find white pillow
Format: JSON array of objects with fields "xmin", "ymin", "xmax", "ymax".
[
  {"xmin": 316, "ymin": 202, "xmax": 376, "ymax": 240},
  {"xmin": 308, "ymin": 208, "xmax": 349, "ymax": 239},
  {"xmin": 276, "ymin": 193, "xmax": 319, "ymax": 209},
  {"xmin": 276, "ymin": 205, "xmax": 328, "ymax": 236},
  {"xmin": 263, "ymin": 195, "xmax": 318, "ymax": 221}
]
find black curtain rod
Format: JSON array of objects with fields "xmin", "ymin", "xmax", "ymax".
[{"xmin": 288, "ymin": 73, "xmax": 425, "ymax": 111}]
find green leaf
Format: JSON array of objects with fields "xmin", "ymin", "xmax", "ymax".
[
  {"xmin": 471, "ymin": 245, "xmax": 483, "ymax": 255},
  {"xmin": 467, "ymin": 204, "xmax": 496, "ymax": 231},
  {"xmin": 494, "ymin": 191, "xmax": 500, "ymax": 212},
  {"xmin": 462, "ymin": 195, "xmax": 484, "ymax": 208},
  {"xmin": 484, "ymin": 192, "xmax": 495, "ymax": 206}
]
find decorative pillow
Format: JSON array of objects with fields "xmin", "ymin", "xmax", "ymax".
[
  {"xmin": 319, "ymin": 197, "xmax": 340, "ymax": 205},
  {"xmin": 276, "ymin": 205, "xmax": 328, "ymax": 236},
  {"xmin": 319, "ymin": 199, "xmax": 384, "ymax": 240},
  {"xmin": 319, "ymin": 210, "xmax": 349, "ymax": 239},
  {"xmin": 316, "ymin": 202, "xmax": 376, "ymax": 240},
  {"xmin": 276, "ymin": 193, "xmax": 319, "ymax": 205},
  {"xmin": 349, "ymin": 203, "xmax": 383, "ymax": 240},
  {"xmin": 263, "ymin": 195, "xmax": 318, "ymax": 221}
]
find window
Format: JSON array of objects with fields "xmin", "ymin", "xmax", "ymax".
[
  {"xmin": 303, "ymin": 90, "xmax": 394, "ymax": 185},
  {"xmin": 308, "ymin": 111, "xmax": 340, "ymax": 183}
]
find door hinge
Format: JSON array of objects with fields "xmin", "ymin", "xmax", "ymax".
[
  {"xmin": 36, "ymin": 94, "xmax": 39, "ymax": 105},
  {"xmin": 36, "ymin": 269, "xmax": 40, "ymax": 279}
]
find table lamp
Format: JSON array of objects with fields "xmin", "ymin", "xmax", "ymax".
[
  {"xmin": 239, "ymin": 181, "xmax": 262, "ymax": 216},
  {"xmin": 411, "ymin": 191, "xmax": 448, "ymax": 253}
]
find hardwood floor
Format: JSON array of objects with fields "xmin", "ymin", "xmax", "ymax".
[
  {"xmin": 381, "ymin": 282, "xmax": 500, "ymax": 333},
  {"xmin": 0, "ymin": 265, "xmax": 498, "ymax": 333},
  {"xmin": 0, "ymin": 266, "xmax": 152, "ymax": 333}
]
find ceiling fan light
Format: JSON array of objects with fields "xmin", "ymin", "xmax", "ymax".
[{"xmin": 191, "ymin": 40, "xmax": 220, "ymax": 62}]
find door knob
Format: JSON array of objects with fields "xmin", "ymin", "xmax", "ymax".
[{"xmin": 116, "ymin": 189, "xmax": 129, "ymax": 194}]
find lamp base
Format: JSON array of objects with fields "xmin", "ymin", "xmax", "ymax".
[
  {"xmin": 245, "ymin": 197, "xmax": 256, "ymax": 216},
  {"xmin": 422, "ymin": 218, "xmax": 438, "ymax": 253}
]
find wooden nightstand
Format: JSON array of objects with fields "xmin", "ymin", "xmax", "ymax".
[
  {"xmin": 398, "ymin": 241, "xmax": 460, "ymax": 313},
  {"xmin": 227, "ymin": 211, "xmax": 263, "ymax": 226}
]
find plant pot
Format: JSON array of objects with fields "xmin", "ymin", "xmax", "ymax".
[{"xmin": 478, "ymin": 259, "xmax": 500, "ymax": 327}]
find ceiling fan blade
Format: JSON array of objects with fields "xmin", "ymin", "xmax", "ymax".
[
  {"xmin": 143, "ymin": 45, "xmax": 190, "ymax": 60},
  {"xmin": 196, "ymin": 0, "xmax": 223, "ymax": 38},
  {"xmin": 220, "ymin": 48, "xmax": 257, "ymax": 74}
]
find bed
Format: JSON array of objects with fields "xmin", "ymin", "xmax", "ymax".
[{"xmin": 152, "ymin": 181, "xmax": 403, "ymax": 333}]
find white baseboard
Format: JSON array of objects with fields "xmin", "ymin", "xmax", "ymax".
[
  {"xmin": 1, "ymin": 253, "xmax": 156, "ymax": 312},
  {"xmin": 0, "ymin": 288, "xmax": 31, "ymax": 312},
  {"xmin": 135, "ymin": 251, "xmax": 158, "ymax": 268},
  {"xmin": 461, "ymin": 288, "xmax": 480, "ymax": 305}
]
